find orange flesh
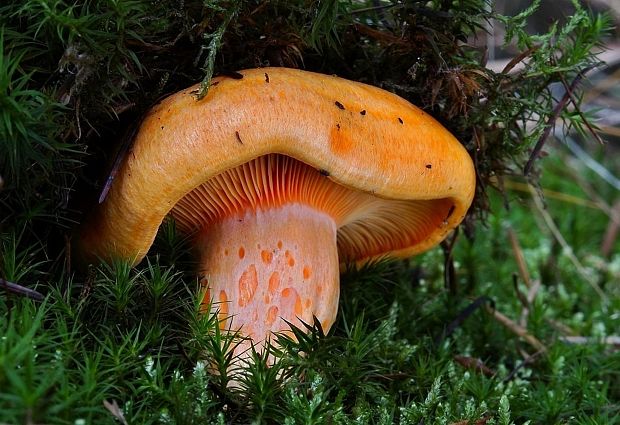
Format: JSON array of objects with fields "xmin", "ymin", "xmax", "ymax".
[{"xmin": 197, "ymin": 204, "xmax": 339, "ymax": 361}]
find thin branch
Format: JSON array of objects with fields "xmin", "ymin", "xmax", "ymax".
[{"xmin": 0, "ymin": 278, "xmax": 44, "ymax": 301}]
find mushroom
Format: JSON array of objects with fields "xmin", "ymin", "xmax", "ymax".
[{"xmin": 78, "ymin": 67, "xmax": 475, "ymax": 362}]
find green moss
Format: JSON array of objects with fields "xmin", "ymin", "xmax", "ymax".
[{"xmin": 1, "ymin": 0, "xmax": 619, "ymax": 423}]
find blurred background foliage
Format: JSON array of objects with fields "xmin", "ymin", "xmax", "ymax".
[{"xmin": 1, "ymin": 0, "xmax": 619, "ymax": 423}]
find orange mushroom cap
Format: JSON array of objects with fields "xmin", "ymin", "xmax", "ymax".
[
  {"xmin": 80, "ymin": 67, "xmax": 474, "ymax": 264},
  {"xmin": 78, "ymin": 67, "xmax": 475, "ymax": 362}
]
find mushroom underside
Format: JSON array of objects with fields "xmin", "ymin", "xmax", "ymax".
[{"xmin": 169, "ymin": 153, "xmax": 454, "ymax": 358}]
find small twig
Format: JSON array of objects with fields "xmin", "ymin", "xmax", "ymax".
[
  {"xmin": 559, "ymin": 336, "xmax": 620, "ymax": 346},
  {"xmin": 441, "ymin": 227, "xmax": 459, "ymax": 295},
  {"xmin": 485, "ymin": 304, "xmax": 547, "ymax": 353},
  {"xmin": 436, "ymin": 296, "xmax": 494, "ymax": 344},
  {"xmin": 503, "ymin": 349, "xmax": 546, "ymax": 382},
  {"xmin": 557, "ymin": 67, "xmax": 605, "ymax": 145},
  {"xmin": 523, "ymin": 65, "xmax": 595, "ymax": 175},
  {"xmin": 453, "ymin": 355, "xmax": 495, "ymax": 377},
  {"xmin": 507, "ymin": 227, "xmax": 531, "ymax": 287},
  {"xmin": 546, "ymin": 318, "xmax": 577, "ymax": 336},
  {"xmin": 500, "ymin": 45, "xmax": 540, "ymax": 75},
  {"xmin": 103, "ymin": 400, "xmax": 128, "ymax": 425},
  {"xmin": 0, "ymin": 278, "xmax": 45, "ymax": 302},
  {"xmin": 512, "ymin": 274, "xmax": 529, "ymax": 308},
  {"xmin": 601, "ymin": 199, "xmax": 620, "ymax": 257}
]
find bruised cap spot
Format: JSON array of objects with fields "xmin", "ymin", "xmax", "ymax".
[
  {"xmin": 303, "ymin": 266, "xmax": 312, "ymax": 279},
  {"xmin": 261, "ymin": 250, "xmax": 273, "ymax": 264},
  {"xmin": 266, "ymin": 306, "xmax": 279, "ymax": 326},
  {"xmin": 238, "ymin": 264, "xmax": 258, "ymax": 307},
  {"xmin": 268, "ymin": 271, "xmax": 280, "ymax": 295},
  {"xmin": 329, "ymin": 125, "xmax": 353, "ymax": 155},
  {"xmin": 224, "ymin": 248, "xmax": 229, "ymax": 256},
  {"xmin": 277, "ymin": 240, "xmax": 283, "ymax": 249},
  {"xmin": 238, "ymin": 246, "xmax": 245, "ymax": 259},
  {"xmin": 316, "ymin": 285, "xmax": 323, "ymax": 295}
]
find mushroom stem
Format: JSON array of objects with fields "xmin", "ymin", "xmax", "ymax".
[{"xmin": 197, "ymin": 203, "xmax": 340, "ymax": 361}]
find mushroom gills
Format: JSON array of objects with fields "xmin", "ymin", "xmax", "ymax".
[{"xmin": 169, "ymin": 154, "xmax": 454, "ymax": 358}]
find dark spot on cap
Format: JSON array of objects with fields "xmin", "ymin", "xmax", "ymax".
[
  {"xmin": 360, "ymin": 110, "xmax": 366, "ymax": 115},
  {"xmin": 211, "ymin": 81, "xmax": 219, "ymax": 86},
  {"xmin": 319, "ymin": 169, "xmax": 330, "ymax": 177},
  {"xmin": 223, "ymin": 70, "xmax": 244, "ymax": 79},
  {"xmin": 426, "ymin": 164, "xmax": 432, "ymax": 169},
  {"xmin": 265, "ymin": 73, "xmax": 270, "ymax": 83},
  {"xmin": 336, "ymin": 123, "xmax": 341, "ymax": 130},
  {"xmin": 161, "ymin": 126, "xmax": 164, "ymax": 130},
  {"xmin": 235, "ymin": 131, "xmax": 243, "ymax": 145},
  {"xmin": 335, "ymin": 101, "xmax": 345, "ymax": 110},
  {"xmin": 398, "ymin": 117, "xmax": 404, "ymax": 124}
]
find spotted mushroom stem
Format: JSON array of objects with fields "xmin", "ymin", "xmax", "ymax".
[{"xmin": 197, "ymin": 204, "xmax": 339, "ymax": 360}]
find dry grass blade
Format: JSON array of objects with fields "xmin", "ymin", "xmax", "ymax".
[
  {"xmin": 502, "ymin": 179, "xmax": 606, "ymax": 210},
  {"xmin": 485, "ymin": 305, "xmax": 547, "ymax": 353},
  {"xmin": 103, "ymin": 400, "xmax": 128, "ymax": 425},
  {"xmin": 528, "ymin": 184, "xmax": 608, "ymax": 302}
]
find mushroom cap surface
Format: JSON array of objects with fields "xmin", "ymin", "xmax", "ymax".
[{"xmin": 79, "ymin": 67, "xmax": 475, "ymax": 264}]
